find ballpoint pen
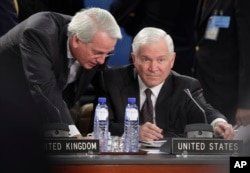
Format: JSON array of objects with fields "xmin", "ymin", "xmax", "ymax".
[{"xmin": 233, "ymin": 124, "xmax": 240, "ymax": 131}]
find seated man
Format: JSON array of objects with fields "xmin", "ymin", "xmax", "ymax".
[{"xmin": 97, "ymin": 27, "xmax": 234, "ymax": 141}]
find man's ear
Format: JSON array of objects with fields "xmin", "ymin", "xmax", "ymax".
[
  {"xmin": 70, "ymin": 35, "xmax": 81, "ymax": 48},
  {"xmin": 131, "ymin": 53, "xmax": 136, "ymax": 64},
  {"xmin": 170, "ymin": 52, "xmax": 176, "ymax": 68}
]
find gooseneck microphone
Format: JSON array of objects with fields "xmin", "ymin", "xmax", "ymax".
[
  {"xmin": 34, "ymin": 85, "xmax": 61, "ymax": 122},
  {"xmin": 183, "ymin": 89, "xmax": 213, "ymax": 138},
  {"xmin": 184, "ymin": 89, "xmax": 207, "ymax": 124},
  {"xmin": 34, "ymin": 85, "xmax": 69, "ymax": 137}
]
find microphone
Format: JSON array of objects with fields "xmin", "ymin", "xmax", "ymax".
[
  {"xmin": 183, "ymin": 89, "xmax": 213, "ymax": 138},
  {"xmin": 184, "ymin": 89, "xmax": 207, "ymax": 124}
]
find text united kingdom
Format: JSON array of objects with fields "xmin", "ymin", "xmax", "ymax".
[{"xmin": 44, "ymin": 139, "xmax": 99, "ymax": 154}]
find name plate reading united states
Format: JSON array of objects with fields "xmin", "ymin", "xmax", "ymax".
[
  {"xmin": 172, "ymin": 138, "xmax": 242, "ymax": 155},
  {"xmin": 44, "ymin": 138, "xmax": 99, "ymax": 154}
]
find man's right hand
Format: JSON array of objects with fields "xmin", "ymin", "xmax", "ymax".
[
  {"xmin": 139, "ymin": 122, "xmax": 163, "ymax": 141},
  {"xmin": 235, "ymin": 108, "xmax": 250, "ymax": 126}
]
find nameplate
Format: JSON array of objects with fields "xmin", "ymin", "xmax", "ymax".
[
  {"xmin": 44, "ymin": 138, "xmax": 99, "ymax": 154},
  {"xmin": 172, "ymin": 138, "xmax": 242, "ymax": 155}
]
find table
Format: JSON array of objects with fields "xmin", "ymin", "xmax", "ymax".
[{"xmin": 50, "ymin": 154, "xmax": 230, "ymax": 173}]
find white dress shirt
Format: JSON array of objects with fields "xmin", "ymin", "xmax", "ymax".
[{"xmin": 67, "ymin": 40, "xmax": 81, "ymax": 84}]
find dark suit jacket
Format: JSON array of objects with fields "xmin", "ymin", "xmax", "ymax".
[
  {"xmin": 97, "ymin": 65, "xmax": 225, "ymax": 136},
  {"xmin": 17, "ymin": 0, "xmax": 84, "ymax": 22},
  {"xmin": 0, "ymin": 0, "xmax": 18, "ymax": 36},
  {"xmin": 196, "ymin": 0, "xmax": 250, "ymax": 123},
  {"xmin": 0, "ymin": 12, "xmax": 97, "ymax": 131},
  {"xmin": 110, "ymin": 0, "xmax": 198, "ymax": 75}
]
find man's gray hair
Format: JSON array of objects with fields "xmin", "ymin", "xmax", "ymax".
[
  {"xmin": 68, "ymin": 7, "xmax": 122, "ymax": 42},
  {"xmin": 132, "ymin": 27, "xmax": 174, "ymax": 54}
]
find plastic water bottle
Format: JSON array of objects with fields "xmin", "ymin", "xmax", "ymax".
[
  {"xmin": 123, "ymin": 97, "xmax": 139, "ymax": 152},
  {"xmin": 93, "ymin": 97, "xmax": 109, "ymax": 152}
]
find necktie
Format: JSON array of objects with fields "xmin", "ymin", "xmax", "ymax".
[
  {"xmin": 67, "ymin": 59, "xmax": 80, "ymax": 84},
  {"xmin": 141, "ymin": 88, "xmax": 153, "ymax": 123}
]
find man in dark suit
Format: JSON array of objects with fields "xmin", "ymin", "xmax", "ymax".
[
  {"xmin": 0, "ymin": 0, "xmax": 18, "ymax": 36},
  {"xmin": 0, "ymin": 8, "xmax": 122, "ymax": 137},
  {"xmin": 110, "ymin": 0, "xmax": 198, "ymax": 76},
  {"xmin": 17, "ymin": 0, "xmax": 85, "ymax": 22},
  {"xmin": 98, "ymin": 27, "xmax": 234, "ymax": 141},
  {"xmin": 196, "ymin": 0, "xmax": 250, "ymax": 125}
]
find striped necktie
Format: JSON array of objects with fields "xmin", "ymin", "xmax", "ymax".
[{"xmin": 141, "ymin": 88, "xmax": 153, "ymax": 123}]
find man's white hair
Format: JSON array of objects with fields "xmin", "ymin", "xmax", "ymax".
[
  {"xmin": 68, "ymin": 7, "xmax": 122, "ymax": 42},
  {"xmin": 132, "ymin": 27, "xmax": 174, "ymax": 54}
]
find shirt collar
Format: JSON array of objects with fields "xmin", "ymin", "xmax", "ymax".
[
  {"xmin": 67, "ymin": 39, "xmax": 80, "ymax": 66},
  {"xmin": 138, "ymin": 75, "xmax": 164, "ymax": 98},
  {"xmin": 67, "ymin": 39, "xmax": 73, "ymax": 60}
]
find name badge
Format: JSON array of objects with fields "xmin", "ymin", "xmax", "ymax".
[
  {"xmin": 204, "ymin": 15, "xmax": 230, "ymax": 40},
  {"xmin": 213, "ymin": 15, "xmax": 231, "ymax": 28}
]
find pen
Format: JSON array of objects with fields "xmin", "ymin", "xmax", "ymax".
[{"xmin": 233, "ymin": 124, "xmax": 240, "ymax": 130}]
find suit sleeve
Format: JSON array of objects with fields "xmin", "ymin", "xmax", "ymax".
[
  {"xmin": 0, "ymin": 0, "xmax": 18, "ymax": 36},
  {"xmin": 20, "ymin": 29, "xmax": 70, "ymax": 131},
  {"xmin": 235, "ymin": 0, "xmax": 250, "ymax": 108},
  {"xmin": 186, "ymin": 80, "xmax": 227, "ymax": 124}
]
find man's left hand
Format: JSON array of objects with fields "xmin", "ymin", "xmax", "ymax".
[{"xmin": 213, "ymin": 121, "xmax": 235, "ymax": 140}]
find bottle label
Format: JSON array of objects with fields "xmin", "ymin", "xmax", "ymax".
[
  {"xmin": 96, "ymin": 108, "xmax": 108, "ymax": 120},
  {"xmin": 126, "ymin": 109, "xmax": 138, "ymax": 121}
]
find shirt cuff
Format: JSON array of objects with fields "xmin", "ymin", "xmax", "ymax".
[
  {"xmin": 210, "ymin": 118, "xmax": 227, "ymax": 128},
  {"xmin": 68, "ymin": 125, "xmax": 81, "ymax": 137}
]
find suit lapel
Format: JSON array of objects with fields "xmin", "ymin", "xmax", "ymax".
[
  {"xmin": 120, "ymin": 67, "xmax": 140, "ymax": 113},
  {"xmin": 58, "ymin": 25, "xmax": 70, "ymax": 89},
  {"xmin": 195, "ymin": 0, "xmax": 204, "ymax": 27},
  {"xmin": 198, "ymin": 0, "xmax": 218, "ymax": 27},
  {"xmin": 74, "ymin": 67, "xmax": 97, "ymax": 103},
  {"xmin": 120, "ymin": 82, "xmax": 140, "ymax": 108},
  {"xmin": 155, "ymin": 73, "xmax": 174, "ymax": 128}
]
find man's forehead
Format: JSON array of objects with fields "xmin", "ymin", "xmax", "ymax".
[
  {"xmin": 90, "ymin": 31, "xmax": 116, "ymax": 50},
  {"xmin": 138, "ymin": 41, "xmax": 169, "ymax": 52},
  {"xmin": 137, "ymin": 47, "xmax": 169, "ymax": 56}
]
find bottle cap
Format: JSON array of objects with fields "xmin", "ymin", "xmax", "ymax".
[
  {"xmin": 128, "ymin": 97, "xmax": 136, "ymax": 104},
  {"xmin": 98, "ymin": 97, "xmax": 106, "ymax": 104}
]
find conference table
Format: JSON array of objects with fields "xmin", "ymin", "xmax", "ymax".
[{"xmin": 50, "ymin": 153, "xmax": 230, "ymax": 173}]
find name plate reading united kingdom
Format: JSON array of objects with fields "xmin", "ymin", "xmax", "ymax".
[
  {"xmin": 44, "ymin": 138, "xmax": 99, "ymax": 154},
  {"xmin": 172, "ymin": 138, "xmax": 242, "ymax": 155}
]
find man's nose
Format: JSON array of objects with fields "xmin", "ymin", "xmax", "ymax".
[
  {"xmin": 96, "ymin": 56, "xmax": 106, "ymax": 65},
  {"xmin": 149, "ymin": 61, "xmax": 158, "ymax": 71}
]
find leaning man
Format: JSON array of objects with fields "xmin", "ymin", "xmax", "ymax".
[{"xmin": 0, "ymin": 8, "xmax": 122, "ymax": 137}]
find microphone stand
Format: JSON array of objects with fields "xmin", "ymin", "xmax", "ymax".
[{"xmin": 183, "ymin": 89, "xmax": 213, "ymax": 138}]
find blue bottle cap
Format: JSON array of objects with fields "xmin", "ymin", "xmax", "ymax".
[
  {"xmin": 128, "ymin": 97, "xmax": 136, "ymax": 104},
  {"xmin": 98, "ymin": 97, "xmax": 106, "ymax": 104}
]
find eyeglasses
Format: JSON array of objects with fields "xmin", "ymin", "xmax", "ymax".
[
  {"xmin": 77, "ymin": 37, "xmax": 115, "ymax": 58},
  {"xmin": 90, "ymin": 47, "xmax": 115, "ymax": 58},
  {"xmin": 82, "ymin": 41, "xmax": 114, "ymax": 58}
]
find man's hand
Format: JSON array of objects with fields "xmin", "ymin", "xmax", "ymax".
[
  {"xmin": 213, "ymin": 121, "xmax": 235, "ymax": 139},
  {"xmin": 72, "ymin": 134, "xmax": 85, "ymax": 139},
  {"xmin": 236, "ymin": 108, "xmax": 250, "ymax": 126},
  {"xmin": 139, "ymin": 122, "xmax": 163, "ymax": 141}
]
